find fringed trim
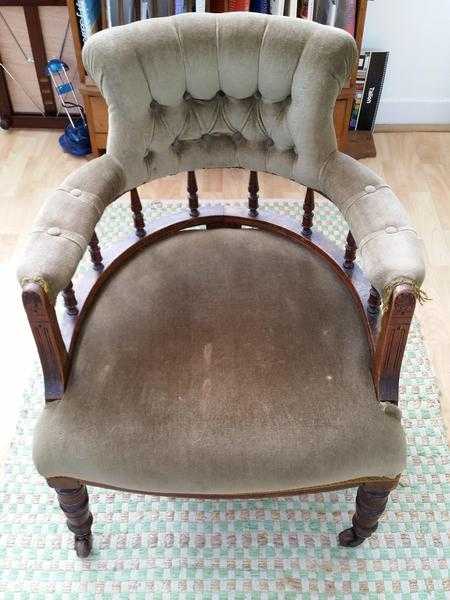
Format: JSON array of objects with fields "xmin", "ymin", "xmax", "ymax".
[
  {"xmin": 382, "ymin": 277, "xmax": 431, "ymax": 309},
  {"xmin": 20, "ymin": 276, "xmax": 50, "ymax": 296}
]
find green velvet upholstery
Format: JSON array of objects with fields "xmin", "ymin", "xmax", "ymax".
[
  {"xmin": 17, "ymin": 13, "xmax": 424, "ymax": 302},
  {"xmin": 33, "ymin": 230, "xmax": 405, "ymax": 495}
]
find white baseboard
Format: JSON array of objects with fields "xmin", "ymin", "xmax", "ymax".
[
  {"xmin": 376, "ymin": 99, "xmax": 450, "ymax": 125},
  {"xmin": 374, "ymin": 123, "xmax": 450, "ymax": 132}
]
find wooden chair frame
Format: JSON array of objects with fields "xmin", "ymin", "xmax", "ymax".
[{"xmin": 22, "ymin": 171, "xmax": 415, "ymax": 556}]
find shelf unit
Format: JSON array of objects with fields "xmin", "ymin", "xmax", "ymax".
[{"xmin": 67, "ymin": 0, "xmax": 375, "ymax": 158}]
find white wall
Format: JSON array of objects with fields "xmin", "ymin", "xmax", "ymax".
[{"xmin": 362, "ymin": 0, "xmax": 450, "ymax": 125}]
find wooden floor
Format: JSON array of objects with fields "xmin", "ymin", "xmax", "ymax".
[{"xmin": 1, "ymin": 129, "xmax": 449, "ymax": 454}]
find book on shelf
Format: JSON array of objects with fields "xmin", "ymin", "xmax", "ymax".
[
  {"xmin": 299, "ymin": 0, "xmax": 314, "ymax": 19},
  {"xmin": 210, "ymin": 0, "xmax": 250, "ymax": 11},
  {"xmin": 250, "ymin": 0, "xmax": 270, "ymax": 13},
  {"xmin": 76, "ymin": 0, "xmax": 101, "ymax": 42},
  {"xmin": 312, "ymin": 0, "xmax": 356, "ymax": 36},
  {"xmin": 74, "ymin": 0, "xmax": 358, "ymax": 42},
  {"xmin": 269, "ymin": 0, "xmax": 284, "ymax": 15},
  {"xmin": 350, "ymin": 50, "xmax": 389, "ymax": 132}
]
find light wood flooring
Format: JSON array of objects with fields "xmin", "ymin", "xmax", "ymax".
[{"xmin": 0, "ymin": 129, "xmax": 449, "ymax": 470}]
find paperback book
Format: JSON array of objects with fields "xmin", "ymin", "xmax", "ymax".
[{"xmin": 350, "ymin": 50, "xmax": 389, "ymax": 131}]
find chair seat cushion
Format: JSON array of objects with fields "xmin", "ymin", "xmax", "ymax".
[{"xmin": 33, "ymin": 228, "xmax": 406, "ymax": 495}]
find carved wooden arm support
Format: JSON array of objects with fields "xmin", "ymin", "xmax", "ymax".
[
  {"xmin": 372, "ymin": 284, "xmax": 416, "ymax": 405},
  {"xmin": 22, "ymin": 282, "xmax": 68, "ymax": 401}
]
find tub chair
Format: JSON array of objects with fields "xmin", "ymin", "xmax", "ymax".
[{"xmin": 17, "ymin": 13, "xmax": 425, "ymax": 557}]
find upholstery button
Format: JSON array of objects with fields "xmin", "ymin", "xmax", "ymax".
[
  {"xmin": 254, "ymin": 90, "xmax": 261, "ymax": 99},
  {"xmin": 47, "ymin": 227, "xmax": 61, "ymax": 236},
  {"xmin": 265, "ymin": 138, "xmax": 274, "ymax": 147},
  {"xmin": 232, "ymin": 132, "xmax": 243, "ymax": 142},
  {"xmin": 71, "ymin": 188, "xmax": 82, "ymax": 197},
  {"xmin": 183, "ymin": 92, "xmax": 192, "ymax": 101},
  {"xmin": 365, "ymin": 185, "xmax": 376, "ymax": 193},
  {"xmin": 385, "ymin": 226, "xmax": 398, "ymax": 234},
  {"xmin": 217, "ymin": 90, "xmax": 225, "ymax": 97}
]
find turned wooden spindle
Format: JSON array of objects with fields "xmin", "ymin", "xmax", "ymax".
[
  {"xmin": 130, "ymin": 188, "xmax": 146, "ymax": 238},
  {"xmin": 88, "ymin": 231, "xmax": 104, "ymax": 271},
  {"xmin": 62, "ymin": 281, "xmax": 78, "ymax": 316},
  {"xmin": 367, "ymin": 286, "xmax": 382, "ymax": 315},
  {"xmin": 343, "ymin": 231, "xmax": 357, "ymax": 270},
  {"xmin": 248, "ymin": 171, "xmax": 259, "ymax": 217},
  {"xmin": 187, "ymin": 171, "xmax": 199, "ymax": 217},
  {"xmin": 301, "ymin": 188, "xmax": 314, "ymax": 236}
]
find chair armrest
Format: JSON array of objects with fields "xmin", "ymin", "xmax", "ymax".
[
  {"xmin": 319, "ymin": 151, "xmax": 426, "ymax": 302},
  {"xmin": 17, "ymin": 154, "xmax": 125, "ymax": 302}
]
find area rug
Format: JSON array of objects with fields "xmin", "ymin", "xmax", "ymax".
[{"xmin": 1, "ymin": 197, "xmax": 449, "ymax": 599}]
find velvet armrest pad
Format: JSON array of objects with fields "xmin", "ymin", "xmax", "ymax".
[
  {"xmin": 320, "ymin": 152, "xmax": 425, "ymax": 296},
  {"xmin": 16, "ymin": 154, "xmax": 125, "ymax": 301}
]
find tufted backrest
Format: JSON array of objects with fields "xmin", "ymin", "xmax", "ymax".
[
  {"xmin": 17, "ymin": 12, "xmax": 425, "ymax": 304},
  {"xmin": 83, "ymin": 12, "xmax": 357, "ymax": 190}
]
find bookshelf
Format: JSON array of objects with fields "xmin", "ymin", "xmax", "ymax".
[{"xmin": 68, "ymin": 0, "xmax": 374, "ymax": 159}]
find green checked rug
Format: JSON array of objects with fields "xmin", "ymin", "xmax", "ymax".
[{"xmin": 1, "ymin": 198, "xmax": 449, "ymax": 599}]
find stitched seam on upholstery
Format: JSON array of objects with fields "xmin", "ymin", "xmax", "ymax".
[
  {"xmin": 220, "ymin": 99, "xmax": 238, "ymax": 134},
  {"xmin": 342, "ymin": 184, "xmax": 392, "ymax": 219},
  {"xmin": 241, "ymin": 99, "xmax": 258, "ymax": 136},
  {"xmin": 160, "ymin": 111, "xmax": 177, "ymax": 140},
  {"xmin": 256, "ymin": 102, "xmax": 269, "ymax": 139},
  {"xmin": 318, "ymin": 148, "xmax": 337, "ymax": 189},
  {"xmin": 133, "ymin": 47, "xmax": 157, "ymax": 152},
  {"xmin": 257, "ymin": 20, "xmax": 269, "ymax": 95},
  {"xmin": 192, "ymin": 102, "xmax": 205, "ymax": 135},
  {"xmin": 286, "ymin": 30, "xmax": 313, "ymax": 149},
  {"xmin": 215, "ymin": 16, "xmax": 223, "ymax": 92},
  {"xmin": 133, "ymin": 47, "xmax": 153, "ymax": 101},
  {"xmin": 173, "ymin": 20, "xmax": 188, "ymax": 94},
  {"xmin": 57, "ymin": 188, "xmax": 104, "ymax": 217},
  {"xmin": 359, "ymin": 227, "xmax": 418, "ymax": 251},
  {"xmin": 147, "ymin": 116, "xmax": 156, "ymax": 149},
  {"xmin": 31, "ymin": 228, "xmax": 88, "ymax": 251},
  {"xmin": 207, "ymin": 100, "xmax": 221, "ymax": 135}
]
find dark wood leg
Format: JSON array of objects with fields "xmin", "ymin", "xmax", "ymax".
[
  {"xmin": 62, "ymin": 281, "xmax": 78, "ymax": 316},
  {"xmin": 248, "ymin": 170, "xmax": 259, "ymax": 217},
  {"xmin": 48, "ymin": 479, "xmax": 93, "ymax": 558},
  {"xmin": 301, "ymin": 188, "xmax": 314, "ymax": 236},
  {"xmin": 343, "ymin": 231, "xmax": 357, "ymax": 270},
  {"xmin": 187, "ymin": 171, "xmax": 199, "ymax": 217},
  {"xmin": 130, "ymin": 188, "xmax": 146, "ymax": 238},
  {"xmin": 338, "ymin": 481, "xmax": 397, "ymax": 547}
]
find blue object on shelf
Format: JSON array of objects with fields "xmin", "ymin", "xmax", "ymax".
[
  {"xmin": 46, "ymin": 59, "xmax": 68, "ymax": 75},
  {"xmin": 56, "ymin": 82, "xmax": 74, "ymax": 95},
  {"xmin": 59, "ymin": 119, "xmax": 91, "ymax": 156},
  {"xmin": 46, "ymin": 58, "xmax": 91, "ymax": 156}
]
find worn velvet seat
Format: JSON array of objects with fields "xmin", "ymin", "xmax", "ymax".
[
  {"xmin": 18, "ymin": 13, "xmax": 425, "ymax": 557},
  {"xmin": 33, "ymin": 229, "xmax": 405, "ymax": 495}
]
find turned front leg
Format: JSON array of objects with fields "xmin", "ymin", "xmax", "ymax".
[
  {"xmin": 339, "ymin": 480, "xmax": 398, "ymax": 547},
  {"xmin": 48, "ymin": 479, "xmax": 93, "ymax": 557}
]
